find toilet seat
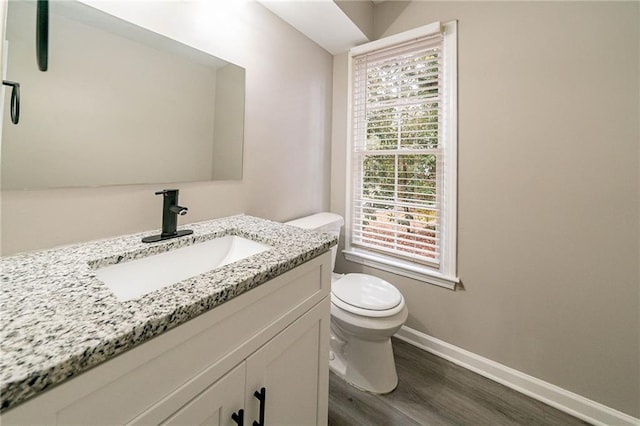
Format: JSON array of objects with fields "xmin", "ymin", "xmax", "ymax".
[{"xmin": 331, "ymin": 274, "xmax": 405, "ymax": 318}]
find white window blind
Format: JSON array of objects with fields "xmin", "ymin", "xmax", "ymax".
[{"xmin": 348, "ymin": 23, "xmax": 456, "ymax": 282}]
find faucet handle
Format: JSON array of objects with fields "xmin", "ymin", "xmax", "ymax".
[{"xmin": 155, "ymin": 189, "xmax": 178, "ymax": 196}]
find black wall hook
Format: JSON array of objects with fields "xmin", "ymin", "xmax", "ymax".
[{"xmin": 2, "ymin": 80, "xmax": 21, "ymax": 124}]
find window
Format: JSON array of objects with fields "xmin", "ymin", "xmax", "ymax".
[{"xmin": 344, "ymin": 21, "xmax": 458, "ymax": 289}]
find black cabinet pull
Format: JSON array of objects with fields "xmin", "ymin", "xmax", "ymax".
[
  {"xmin": 252, "ymin": 387, "xmax": 266, "ymax": 426},
  {"xmin": 231, "ymin": 408, "xmax": 244, "ymax": 426}
]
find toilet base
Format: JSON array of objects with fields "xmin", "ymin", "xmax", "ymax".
[{"xmin": 329, "ymin": 320, "xmax": 403, "ymax": 394}]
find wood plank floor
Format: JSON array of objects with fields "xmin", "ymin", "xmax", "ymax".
[{"xmin": 328, "ymin": 338, "xmax": 591, "ymax": 426}]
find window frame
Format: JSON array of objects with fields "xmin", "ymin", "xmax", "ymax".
[{"xmin": 344, "ymin": 21, "xmax": 459, "ymax": 290}]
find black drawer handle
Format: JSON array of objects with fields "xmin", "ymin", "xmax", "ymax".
[
  {"xmin": 252, "ymin": 387, "xmax": 266, "ymax": 426},
  {"xmin": 231, "ymin": 408, "xmax": 244, "ymax": 426}
]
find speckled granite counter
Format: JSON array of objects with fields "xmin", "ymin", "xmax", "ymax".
[{"xmin": 0, "ymin": 215, "xmax": 336, "ymax": 412}]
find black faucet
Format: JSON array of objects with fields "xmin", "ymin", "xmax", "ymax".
[{"xmin": 142, "ymin": 189, "xmax": 194, "ymax": 243}]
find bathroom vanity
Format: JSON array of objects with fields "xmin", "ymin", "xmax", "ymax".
[{"xmin": 0, "ymin": 215, "xmax": 335, "ymax": 425}]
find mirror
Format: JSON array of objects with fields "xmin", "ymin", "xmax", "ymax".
[{"xmin": 2, "ymin": 1, "xmax": 245, "ymax": 190}]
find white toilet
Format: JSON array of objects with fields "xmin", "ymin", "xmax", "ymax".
[{"xmin": 286, "ymin": 212, "xmax": 408, "ymax": 394}]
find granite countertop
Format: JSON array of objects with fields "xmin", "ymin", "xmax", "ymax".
[{"xmin": 0, "ymin": 215, "xmax": 336, "ymax": 412}]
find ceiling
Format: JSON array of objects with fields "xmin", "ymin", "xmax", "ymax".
[{"xmin": 257, "ymin": 0, "xmax": 370, "ymax": 55}]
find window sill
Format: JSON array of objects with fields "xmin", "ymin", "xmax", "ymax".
[{"xmin": 343, "ymin": 248, "xmax": 459, "ymax": 290}]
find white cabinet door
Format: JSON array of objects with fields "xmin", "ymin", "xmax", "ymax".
[
  {"xmin": 161, "ymin": 363, "xmax": 246, "ymax": 426},
  {"xmin": 245, "ymin": 298, "xmax": 330, "ymax": 426}
]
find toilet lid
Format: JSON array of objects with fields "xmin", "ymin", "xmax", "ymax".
[{"xmin": 332, "ymin": 273, "xmax": 403, "ymax": 311}]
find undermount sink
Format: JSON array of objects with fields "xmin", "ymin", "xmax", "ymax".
[{"xmin": 94, "ymin": 235, "xmax": 272, "ymax": 302}]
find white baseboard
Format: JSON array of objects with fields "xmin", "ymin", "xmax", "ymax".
[{"xmin": 395, "ymin": 326, "xmax": 639, "ymax": 426}]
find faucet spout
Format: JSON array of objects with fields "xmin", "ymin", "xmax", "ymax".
[{"xmin": 142, "ymin": 189, "xmax": 193, "ymax": 243}]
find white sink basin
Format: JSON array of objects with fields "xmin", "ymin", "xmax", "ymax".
[{"xmin": 95, "ymin": 235, "xmax": 272, "ymax": 302}]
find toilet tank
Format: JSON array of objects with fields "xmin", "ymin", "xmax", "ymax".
[{"xmin": 285, "ymin": 212, "xmax": 344, "ymax": 271}]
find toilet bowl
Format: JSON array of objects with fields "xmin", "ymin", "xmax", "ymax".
[{"xmin": 286, "ymin": 213, "xmax": 408, "ymax": 394}]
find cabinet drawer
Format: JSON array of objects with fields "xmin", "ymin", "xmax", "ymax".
[{"xmin": 2, "ymin": 252, "xmax": 331, "ymax": 425}]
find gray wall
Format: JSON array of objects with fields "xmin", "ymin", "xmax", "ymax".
[
  {"xmin": 1, "ymin": 0, "xmax": 333, "ymax": 254},
  {"xmin": 332, "ymin": 1, "xmax": 639, "ymax": 417}
]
